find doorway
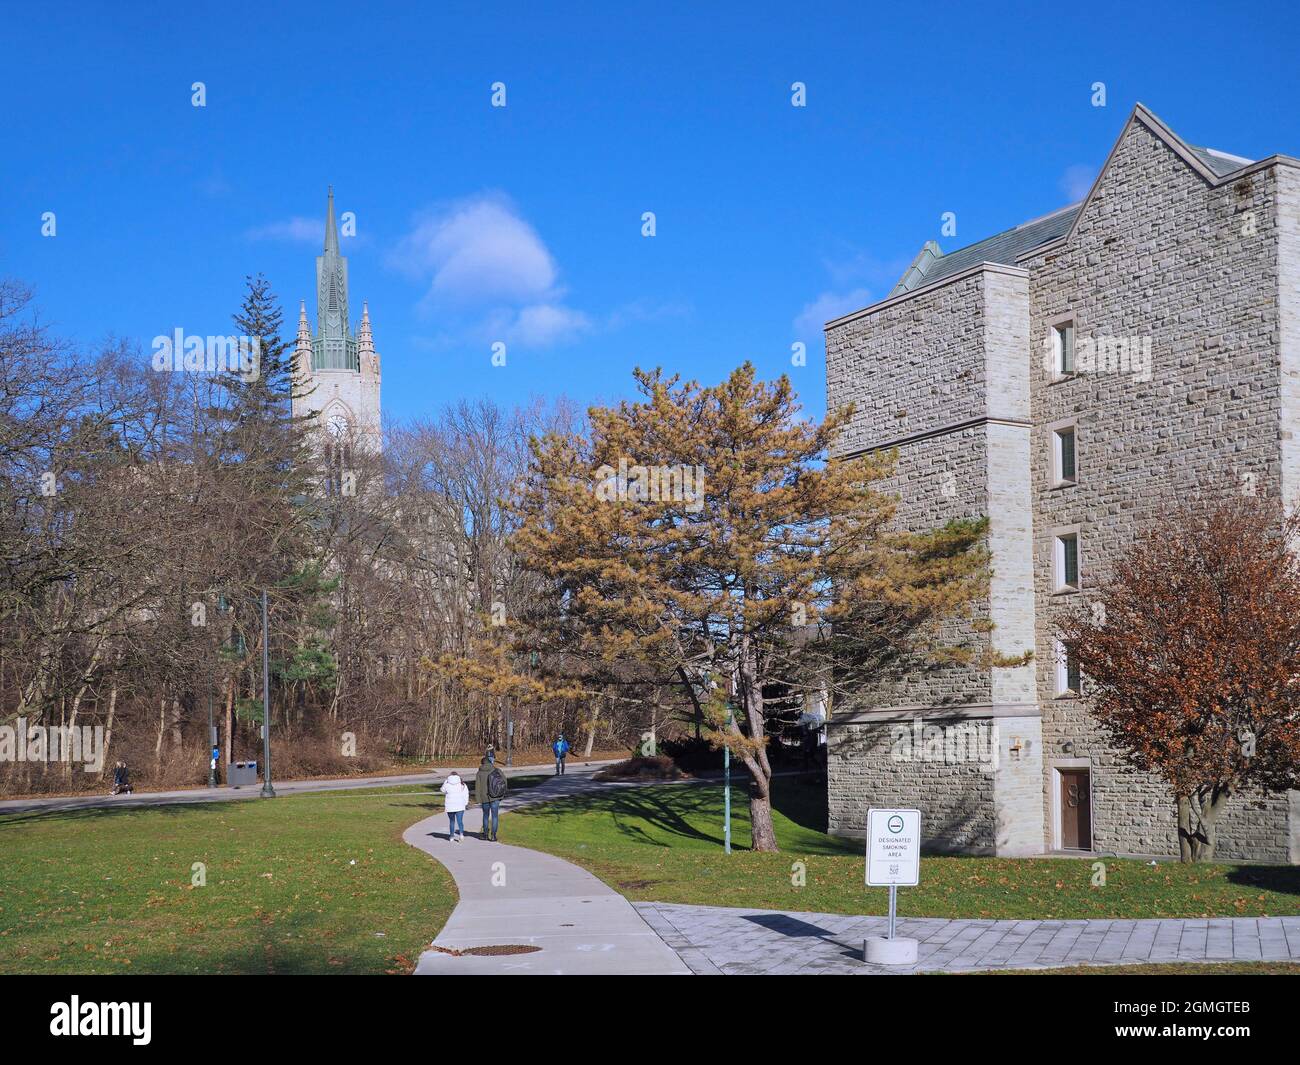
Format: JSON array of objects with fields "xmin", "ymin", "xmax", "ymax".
[{"xmin": 1057, "ymin": 767, "xmax": 1092, "ymax": 850}]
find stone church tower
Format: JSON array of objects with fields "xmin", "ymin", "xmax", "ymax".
[{"xmin": 292, "ymin": 187, "xmax": 382, "ymax": 452}]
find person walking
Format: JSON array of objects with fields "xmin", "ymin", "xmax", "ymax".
[
  {"xmin": 552, "ymin": 733, "xmax": 570, "ymax": 776},
  {"xmin": 475, "ymin": 748, "xmax": 508, "ymax": 841},
  {"xmin": 440, "ymin": 771, "xmax": 469, "ymax": 842}
]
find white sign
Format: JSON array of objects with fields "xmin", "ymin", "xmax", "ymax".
[{"xmin": 866, "ymin": 808, "xmax": 921, "ymax": 887}]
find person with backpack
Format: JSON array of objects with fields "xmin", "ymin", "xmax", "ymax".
[
  {"xmin": 440, "ymin": 771, "xmax": 469, "ymax": 842},
  {"xmin": 475, "ymin": 749, "xmax": 508, "ymax": 841},
  {"xmin": 552, "ymin": 733, "xmax": 570, "ymax": 775}
]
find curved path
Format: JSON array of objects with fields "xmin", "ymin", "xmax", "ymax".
[
  {"xmin": 403, "ymin": 768, "xmax": 691, "ymax": 975},
  {"xmin": 405, "ymin": 768, "xmax": 1300, "ymax": 976}
]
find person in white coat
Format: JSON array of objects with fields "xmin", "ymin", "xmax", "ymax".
[{"xmin": 440, "ymin": 772, "xmax": 470, "ymax": 842}]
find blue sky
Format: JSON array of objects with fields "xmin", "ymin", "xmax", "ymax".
[{"xmin": 3, "ymin": 0, "xmax": 1298, "ymax": 426}]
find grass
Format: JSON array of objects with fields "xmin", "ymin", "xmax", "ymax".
[
  {"xmin": 7, "ymin": 772, "xmax": 1300, "ymax": 976},
  {"xmin": 0, "ymin": 784, "xmax": 458, "ymax": 974},
  {"xmin": 506, "ymin": 777, "xmax": 1300, "ymax": 920}
]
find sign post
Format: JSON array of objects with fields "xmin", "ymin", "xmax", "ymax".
[{"xmin": 864, "ymin": 807, "xmax": 920, "ymax": 965}]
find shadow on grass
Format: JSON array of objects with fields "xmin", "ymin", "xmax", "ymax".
[
  {"xmin": 1225, "ymin": 865, "xmax": 1300, "ymax": 897},
  {"xmin": 520, "ymin": 777, "xmax": 857, "ymax": 856},
  {"xmin": 525, "ymin": 783, "xmax": 731, "ymax": 848},
  {"xmin": 0, "ymin": 799, "xmax": 238, "ymax": 829},
  {"xmin": 0, "ymin": 786, "xmax": 449, "ymax": 830}
]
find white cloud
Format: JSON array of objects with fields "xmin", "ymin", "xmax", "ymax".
[
  {"xmin": 503, "ymin": 303, "xmax": 593, "ymax": 347},
  {"xmin": 245, "ymin": 216, "xmax": 325, "ymax": 243},
  {"xmin": 392, "ymin": 193, "xmax": 593, "ymax": 348},
  {"xmin": 1060, "ymin": 164, "xmax": 1096, "ymax": 203},
  {"xmin": 793, "ymin": 287, "xmax": 872, "ymax": 339},
  {"xmin": 391, "ymin": 193, "xmax": 558, "ymax": 307}
]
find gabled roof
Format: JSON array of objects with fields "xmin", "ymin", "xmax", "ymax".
[
  {"xmin": 888, "ymin": 104, "xmax": 1255, "ymax": 297},
  {"xmin": 889, "ymin": 204, "xmax": 1080, "ymax": 296}
]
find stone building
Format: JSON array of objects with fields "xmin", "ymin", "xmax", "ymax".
[
  {"xmin": 823, "ymin": 104, "xmax": 1300, "ymax": 863},
  {"xmin": 292, "ymin": 187, "xmax": 382, "ymax": 455}
]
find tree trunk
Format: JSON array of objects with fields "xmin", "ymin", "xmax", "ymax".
[
  {"xmin": 736, "ymin": 637, "xmax": 778, "ymax": 851},
  {"xmin": 1177, "ymin": 787, "xmax": 1230, "ymax": 862},
  {"xmin": 99, "ymin": 681, "xmax": 118, "ymax": 781},
  {"xmin": 170, "ymin": 697, "xmax": 182, "ymax": 750},
  {"xmin": 748, "ymin": 780, "xmax": 778, "ymax": 851},
  {"xmin": 155, "ymin": 696, "xmax": 166, "ymax": 767},
  {"xmin": 583, "ymin": 700, "xmax": 600, "ymax": 758},
  {"xmin": 223, "ymin": 676, "xmax": 233, "ymax": 765}
]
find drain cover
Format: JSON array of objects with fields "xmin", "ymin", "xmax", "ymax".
[{"xmin": 431, "ymin": 944, "xmax": 542, "ymax": 957}]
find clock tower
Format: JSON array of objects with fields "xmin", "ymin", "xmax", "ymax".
[{"xmin": 292, "ymin": 187, "xmax": 382, "ymax": 453}]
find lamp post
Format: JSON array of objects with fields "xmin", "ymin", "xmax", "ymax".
[
  {"xmin": 723, "ymin": 703, "xmax": 732, "ymax": 855},
  {"xmin": 259, "ymin": 589, "xmax": 275, "ymax": 798},
  {"xmin": 207, "ymin": 685, "xmax": 217, "ymax": 788}
]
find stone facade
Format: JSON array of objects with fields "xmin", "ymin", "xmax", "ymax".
[{"xmin": 824, "ymin": 105, "xmax": 1300, "ymax": 863}]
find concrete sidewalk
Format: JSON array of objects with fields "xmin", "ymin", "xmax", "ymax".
[
  {"xmin": 0, "ymin": 759, "xmax": 618, "ymax": 817},
  {"xmin": 405, "ymin": 771, "xmax": 691, "ymax": 975},
  {"xmin": 635, "ymin": 901, "xmax": 1300, "ymax": 974}
]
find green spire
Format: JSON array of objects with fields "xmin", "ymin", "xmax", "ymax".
[
  {"xmin": 324, "ymin": 185, "xmax": 339, "ymax": 256},
  {"xmin": 313, "ymin": 186, "xmax": 357, "ymax": 371}
]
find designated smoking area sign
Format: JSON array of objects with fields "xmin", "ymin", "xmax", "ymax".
[{"xmin": 864, "ymin": 808, "xmax": 921, "ymax": 965}]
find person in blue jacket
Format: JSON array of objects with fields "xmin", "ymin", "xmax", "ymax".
[{"xmin": 552, "ymin": 733, "xmax": 570, "ymax": 776}]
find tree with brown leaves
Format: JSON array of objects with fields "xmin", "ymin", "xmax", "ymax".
[{"xmin": 1059, "ymin": 497, "xmax": 1300, "ymax": 862}]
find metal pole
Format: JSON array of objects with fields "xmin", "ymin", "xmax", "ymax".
[
  {"xmin": 888, "ymin": 884, "xmax": 897, "ymax": 940},
  {"xmin": 207, "ymin": 686, "xmax": 216, "ymax": 788},
  {"xmin": 260, "ymin": 589, "xmax": 275, "ymax": 798},
  {"xmin": 723, "ymin": 705, "xmax": 732, "ymax": 855}
]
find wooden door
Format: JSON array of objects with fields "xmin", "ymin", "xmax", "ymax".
[{"xmin": 1059, "ymin": 769, "xmax": 1092, "ymax": 850}]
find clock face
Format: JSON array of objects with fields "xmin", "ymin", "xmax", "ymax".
[{"xmin": 326, "ymin": 413, "xmax": 349, "ymax": 438}]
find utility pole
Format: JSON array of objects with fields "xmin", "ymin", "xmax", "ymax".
[
  {"xmin": 260, "ymin": 589, "xmax": 275, "ymax": 798},
  {"xmin": 723, "ymin": 703, "xmax": 732, "ymax": 855},
  {"xmin": 207, "ymin": 684, "xmax": 217, "ymax": 788}
]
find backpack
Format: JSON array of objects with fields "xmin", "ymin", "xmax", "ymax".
[{"xmin": 487, "ymin": 767, "xmax": 508, "ymax": 800}]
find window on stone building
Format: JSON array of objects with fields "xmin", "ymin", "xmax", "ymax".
[
  {"xmin": 1053, "ymin": 321, "xmax": 1075, "ymax": 377},
  {"xmin": 1054, "ymin": 531, "xmax": 1080, "ymax": 591},
  {"xmin": 1054, "ymin": 639, "xmax": 1082, "ymax": 696},
  {"xmin": 1053, "ymin": 425, "xmax": 1077, "ymax": 485}
]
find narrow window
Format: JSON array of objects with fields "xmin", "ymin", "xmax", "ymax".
[
  {"xmin": 1054, "ymin": 639, "xmax": 1082, "ymax": 696},
  {"xmin": 1053, "ymin": 322, "xmax": 1075, "ymax": 376},
  {"xmin": 1055, "ymin": 532, "xmax": 1080, "ymax": 591},
  {"xmin": 1054, "ymin": 425, "xmax": 1077, "ymax": 484},
  {"xmin": 1066, "ymin": 654, "xmax": 1081, "ymax": 693}
]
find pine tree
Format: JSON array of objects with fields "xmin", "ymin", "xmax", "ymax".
[{"xmin": 442, "ymin": 364, "xmax": 999, "ymax": 852}]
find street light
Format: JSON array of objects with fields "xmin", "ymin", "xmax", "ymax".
[
  {"xmin": 724, "ymin": 702, "xmax": 732, "ymax": 855},
  {"xmin": 259, "ymin": 588, "xmax": 275, "ymax": 798},
  {"xmin": 207, "ymin": 685, "xmax": 217, "ymax": 788}
]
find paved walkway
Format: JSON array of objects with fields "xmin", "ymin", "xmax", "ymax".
[
  {"xmin": 404, "ymin": 769, "xmax": 691, "ymax": 975},
  {"xmin": 0, "ymin": 759, "xmax": 619, "ymax": 816},
  {"xmin": 634, "ymin": 901, "xmax": 1300, "ymax": 974}
]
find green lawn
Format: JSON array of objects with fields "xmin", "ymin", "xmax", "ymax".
[
  {"xmin": 7, "ymin": 774, "xmax": 1300, "ymax": 977},
  {"xmin": 0, "ymin": 785, "xmax": 458, "ymax": 974},
  {"xmin": 505, "ymin": 777, "xmax": 1300, "ymax": 920}
]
